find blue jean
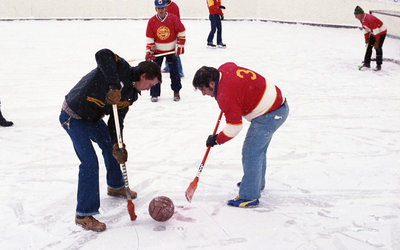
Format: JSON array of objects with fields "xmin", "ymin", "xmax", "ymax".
[
  {"xmin": 207, "ymin": 14, "xmax": 222, "ymax": 44},
  {"xmin": 239, "ymin": 101, "xmax": 289, "ymax": 200},
  {"xmin": 59, "ymin": 110, "xmax": 124, "ymax": 216},
  {"xmin": 151, "ymin": 54, "xmax": 182, "ymax": 97},
  {"xmin": 163, "ymin": 55, "xmax": 183, "ymax": 77}
]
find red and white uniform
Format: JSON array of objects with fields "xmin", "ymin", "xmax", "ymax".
[
  {"xmin": 167, "ymin": 1, "xmax": 180, "ymax": 19},
  {"xmin": 359, "ymin": 13, "xmax": 387, "ymax": 40},
  {"xmin": 146, "ymin": 13, "xmax": 186, "ymax": 54},
  {"xmin": 215, "ymin": 63, "xmax": 284, "ymax": 144},
  {"xmin": 207, "ymin": 0, "xmax": 223, "ymax": 15}
]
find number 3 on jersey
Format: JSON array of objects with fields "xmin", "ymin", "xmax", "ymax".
[{"xmin": 236, "ymin": 69, "xmax": 257, "ymax": 80}]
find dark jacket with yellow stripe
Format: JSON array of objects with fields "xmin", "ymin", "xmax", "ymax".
[{"xmin": 65, "ymin": 48, "xmax": 139, "ymax": 143}]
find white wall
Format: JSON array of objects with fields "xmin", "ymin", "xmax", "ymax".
[{"xmin": 0, "ymin": 0, "xmax": 399, "ymax": 37}]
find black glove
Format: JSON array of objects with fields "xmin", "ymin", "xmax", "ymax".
[
  {"xmin": 220, "ymin": 15, "xmax": 224, "ymax": 20},
  {"xmin": 113, "ymin": 143, "xmax": 128, "ymax": 164},
  {"xmin": 206, "ymin": 134, "xmax": 218, "ymax": 147},
  {"xmin": 219, "ymin": 5, "xmax": 226, "ymax": 9}
]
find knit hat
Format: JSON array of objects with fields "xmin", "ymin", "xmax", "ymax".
[
  {"xmin": 354, "ymin": 6, "xmax": 364, "ymax": 15},
  {"xmin": 154, "ymin": 0, "xmax": 166, "ymax": 8}
]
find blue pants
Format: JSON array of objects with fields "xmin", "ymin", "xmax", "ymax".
[
  {"xmin": 163, "ymin": 55, "xmax": 183, "ymax": 77},
  {"xmin": 239, "ymin": 101, "xmax": 289, "ymax": 200},
  {"xmin": 151, "ymin": 54, "xmax": 182, "ymax": 97},
  {"xmin": 59, "ymin": 110, "xmax": 124, "ymax": 216},
  {"xmin": 207, "ymin": 14, "xmax": 222, "ymax": 45}
]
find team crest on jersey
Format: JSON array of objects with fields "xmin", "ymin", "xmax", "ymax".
[{"xmin": 157, "ymin": 26, "xmax": 171, "ymax": 40}]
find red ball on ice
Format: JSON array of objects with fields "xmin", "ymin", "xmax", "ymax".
[{"xmin": 148, "ymin": 196, "xmax": 175, "ymax": 222}]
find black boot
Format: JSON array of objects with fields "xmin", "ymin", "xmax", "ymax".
[
  {"xmin": 362, "ymin": 63, "xmax": 370, "ymax": 68},
  {"xmin": 374, "ymin": 65, "xmax": 382, "ymax": 71},
  {"xmin": 0, "ymin": 111, "xmax": 13, "ymax": 127}
]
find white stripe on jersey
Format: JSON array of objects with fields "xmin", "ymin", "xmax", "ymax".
[
  {"xmin": 146, "ymin": 37, "xmax": 155, "ymax": 44},
  {"xmin": 372, "ymin": 25, "xmax": 386, "ymax": 36},
  {"xmin": 222, "ymin": 123, "xmax": 243, "ymax": 138},
  {"xmin": 155, "ymin": 41, "xmax": 176, "ymax": 51},
  {"xmin": 177, "ymin": 31, "xmax": 186, "ymax": 39},
  {"xmin": 244, "ymin": 80, "xmax": 279, "ymax": 121}
]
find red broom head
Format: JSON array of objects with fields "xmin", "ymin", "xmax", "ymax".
[
  {"xmin": 127, "ymin": 200, "xmax": 137, "ymax": 221},
  {"xmin": 185, "ymin": 177, "xmax": 199, "ymax": 202}
]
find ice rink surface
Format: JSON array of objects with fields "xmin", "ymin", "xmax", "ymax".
[{"xmin": 0, "ymin": 19, "xmax": 400, "ymax": 249}]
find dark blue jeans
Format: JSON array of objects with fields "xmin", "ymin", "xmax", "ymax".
[
  {"xmin": 150, "ymin": 54, "xmax": 182, "ymax": 97},
  {"xmin": 59, "ymin": 110, "xmax": 124, "ymax": 216},
  {"xmin": 163, "ymin": 55, "xmax": 183, "ymax": 77},
  {"xmin": 207, "ymin": 14, "xmax": 222, "ymax": 45},
  {"xmin": 364, "ymin": 33, "xmax": 386, "ymax": 66}
]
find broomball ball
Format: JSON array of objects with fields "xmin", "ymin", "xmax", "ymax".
[{"xmin": 148, "ymin": 196, "xmax": 175, "ymax": 222}]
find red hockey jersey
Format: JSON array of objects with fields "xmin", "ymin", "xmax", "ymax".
[
  {"xmin": 146, "ymin": 13, "xmax": 186, "ymax": 53},
  {"xmin": 215, "ymin": 63, "xmax": 284, "ymax": 144},
  {"xmin": 359, "ymin": 13, "xmax": 387, "ymax": 40},
  {"xmin": 167, "ymin": 1, "xmax": 180, "ymax": 19},
  {"xmin": 207, "ymin": 0, "xmax": 223, "ymax": 15}
]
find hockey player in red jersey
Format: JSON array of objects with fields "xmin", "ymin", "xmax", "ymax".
[
  {"xmin": 162, "ymin": 0, "xmax": 184, "ymax": 77},
  {"xmin": 146, "ymin": 0, "xmax": 186, "ymax": 102},
  {"xmin": 192, "ymin": 63, "xmax": 289, "ymax": 207},
  {"xmin": 206, "ymin": 0, "xmax": 226, "ymax": 48},
  {"xmin": 354, "ymin": 6, "xmax": 387, "ymax": 71},
  {"xmin": 166, "ymin": 0, "xmax": 180, "ymax": 18}
]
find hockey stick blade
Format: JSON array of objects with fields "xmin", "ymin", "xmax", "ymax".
[
  {"xmin": 125, "ymin": 187, "xmax": 137, "ymax": 221},
  {"xmin": 127, "ymin": 200, "xmax": 137, "ymax": 221},
  {"xmin": 185, "ymin": 177, "xmax": 199, "ymax": 202}
]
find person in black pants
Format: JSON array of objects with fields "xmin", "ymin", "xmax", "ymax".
[
  {"xmin": 354, "ymin": 6, "xmax": 387, "ymax": 71},
  {"xmin": 0, "ymin": 99, "xmax": 13, "ymax": 127},
  {"xmin": 206, "ymin": 0, "xmax": 226, "ymax": 48}
]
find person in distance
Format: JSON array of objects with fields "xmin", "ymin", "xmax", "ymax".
[
  {"xmin": 0, "ymin": 99, "xmax": 13, "ymax": 127},
  {"xmin": 354, "ymin": 6, "xmax": 387, "ymax": 71}
]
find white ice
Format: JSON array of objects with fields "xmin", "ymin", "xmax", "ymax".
[{"xmin": 0, "ymin": 20, "xmax": 400, "ymax": 250}]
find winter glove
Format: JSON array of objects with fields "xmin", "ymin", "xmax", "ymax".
[
  {"xmin": 106, "ymin": 89, "xmax": 121, "ymax": 105},
  {"xmin": 145, "ymin": 43, "xmax": 156, "ymax": 61},
  {"xmin": 220, "ymin": 15, "xmax": 224, "ymax": 20},
  {"xmin": 218, "ymin": 5, "xmax": 226, "ymax": 9},
  {"xmin": 113, "ymin": 143, "xmax": 128, "ymax": 164},
  {"xmin": 206, "ymin": 134, "xmax": 218, "ymax": 147},
  {"xmin": 365, "ymin": 37, "xmax": 369, "ymax": 45},
  {"xmin": 374, "ymin": 39, "xmax": 379, "ymax": 49},
  {"xmin": 176, "ymin": 37, "xmax": 185, "ymax": 56},
  {"xmin": 145, "ymin": 51, "xmax": 156, "ymax": 61}
]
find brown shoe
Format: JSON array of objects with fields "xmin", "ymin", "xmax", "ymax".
[
  {"xmin": 75, "ymin": 216, "xmax": 106, "ymax": 232},
  {"xmin": 173, "ymin": 91, "xmax": 180, "ymax": 102},
  {"xmin": 107, "ymin": 187, "xmax": 137, "ymax": 199}
]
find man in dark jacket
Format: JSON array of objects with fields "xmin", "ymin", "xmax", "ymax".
[{"xmin": 59, "ymin": 48, "xmax": 161, "ymax": 232}]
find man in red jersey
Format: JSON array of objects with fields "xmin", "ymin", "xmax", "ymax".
[
  {"xmin": 354, "ymin": 6, "xmax": 387, "ymax": 71},
  {"xmin": 162, "ymin": 0, "xmax": 184, "ymax": 77},
  {"xmin": 206, "ymin": 0, "xmax": 226, "ymax": 48},
  {"xmin": 192, "ymin": 63, "xmax": 289, "ymax": 207},
  {"xmin": 166, "ymin": 0, "xmax": 180, "ymax": 19},
  {"xmin": 146, "ymin": 0, "xmax": 186, "ymax": 102}
]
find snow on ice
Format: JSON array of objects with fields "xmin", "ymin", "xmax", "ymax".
[{"xmin": 0, "ymin": 20, "xmax": 399, "ymax": 249}]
